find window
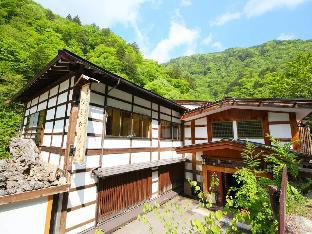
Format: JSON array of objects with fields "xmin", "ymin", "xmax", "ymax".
[
  {"xmin": 172, "ymin": 123, "xmax": 181, "ymax": 141},
  {"xmin": 106, "ymin": 107, "xmax": 131, "ymax": 137},
  {"xmin": 237, "ymin": 121, "xmax": 263, "ymax": 138},
  {"xmin": 212, "ymin": 122, "xmax": 233, "ymax": 138},
  {"xmin": 132, "ymin": 113, "xmax": 151, "ymax": 138},
  {"xmin": 106, "ymin": 107, "xmax": 150, "ymax": 138},
  {"xmin": 160, "ymin": 120, "xmax": 172, "ymax": 139},
  {"xmin": 25, "ymin": 110, "xmax": 47, "ymax": 146}
]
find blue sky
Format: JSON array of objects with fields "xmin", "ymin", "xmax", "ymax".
[{"xmin": 34, "ymin": 0, "xmax": 312, "ymax": 63}]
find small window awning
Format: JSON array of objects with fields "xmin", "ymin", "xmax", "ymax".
[{"xmin": 93, "ymin": 158, "xmax": 186, "ymax": 178}]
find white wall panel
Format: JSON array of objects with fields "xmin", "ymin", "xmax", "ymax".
[
  {"xmin": 59, "ymin": 79, "xmax": 69, "ymax": 93},
  {"xmin": 70, "ymin": 172, "xmax": 97, "ymax": 188},
  {"xmin": 89, "ymin": 106, "xmax": 104, "ymax": 120},
  {"xmin": 70, "ymin": 76, "xmax": 75, "ymax": 87},
  {"xmin": 51, "ymin": 135, "xmax": 63, "ymax": 147},
  {"xmin": 152, "ymin": 182, "xmax": 158, "ymax": 194},
  {"xmin": 185, "ymin": 153, "xmax": 192, "ymax": 160},
  {"xmin": 152, "ymin": 171, "xmax": 158, "ymax": 181},
  {"xmin": 0, "ymin": 197, "xmax": 48, "ymax": 234},
  {"xmin": 31, "ymin": 96, "xmax": 39, "ymax": 106},
  {"xmin": 160, "ymin": 106, "xmax": 171, "ymax": 115},
  {"xmin": 160, "ymin": 151, "xmax": 173, "ymax": 160},
  {"xmin": 172, "ymin": 110, "xmax": 180, "ymax": 118},
  {"xmin": 160, "ymin": 141, "xmax": 172, "ymax": 148},
  {"xmin": 269, "ymin": 124, "xmax": 292, "ymax": 138},
  {"xmin": 62, "ymin": 135, "xmax": 67, "ymax": 148},
  {"xmin": 184, "ymin": 140, "xmax": 192, "ymax": 146},
  {"xmin": 49, "ymin": 153, "xmax": 60, "ymax": 166},
  {"xmin": 68, "ymin": 186, "xmax": 97, "ymax": 208},
  {"xmin": 151, "ymin": 152, "xmax": 158, "ymax": 161},
  {"xmin": 37, "ymin": 101, "xmax": 47, "ymax": 111},
  {"xmin": 26, "ymin": 101, "xmax": 31, "ymax": 108},
  {"xmin": 107, "ymin": 98, "xmax": 132, "ymax": 112},
  {"xmin": 132, "ymin": 139, "xmax": 151, "ymax": 148},
  {"xmin": 152, "ymin": 140, "xmax": 158, "ymax": 147},
  {"xmin": 196, "ymin": 152, "xmax": 203, "ymax": 161},
  {"xmin": 160, "ymin": 113, "xmax": 171, "ymax": 121},
  {"xmin": 133, "ymin": 105, "xmax": 150, "ymax": 116},
  {"xmin": 87, "ymin": 121, "xmax": 103, "ymax": 134},
  {"xmin": 131, "ymin": 152, "xmax": 150, "ymax": 164},
  {"xmin": 55, "ymin": 104, "xmax": 66, "ymax": 118},
  {"xmin": 152, "ymin": 130, "xmax": 158, "ymax": 139},
  {"xmin": 39, "ymin": 91, "xmax": 49, "ymax": 102},
  {"xmin": 172, "ymin": 141, "xmax": 182, "ymax": 147},
  {"xmin": 152, "ymin": 103, "xmax": 158, "ymax": 111},
  {"xmin": 172, "ymin": 118, "xmax": 181, "ymax": 124},
  {"xmin": 184, "ymin": 128, "xmax": 191, "ymax": 138},
  {"xmin": 185, "ymin": 162, "xmax": 192, "ymax": 170},
  {"xmin": 91, "ymin": 82, "xmax": 106, "ymax": 94},
  {"xmin": 40, "ymin": 151, "xmax": 49, "ymax": 163},
  {"xmin": 195, "ymin": 140, "xmax": 207, "ymax": 144},
  {"xmin": 59, "ymin": 156, "xmax": 64, "ymax": 169},
  {"xmin": 29, "ymin": 106, "xmax": 37, "ymax": 114},
  {"xmin": 42, "ymin": 135, "xmax": 51, "ymax": 146},
  {"xmin": 44, "ymin": 121, "xmax": 53, "ymax": 133},
  {"xmin": 86, "ymin": 136, "xmax": 102, "ymax": 148},
  {"xmin": 72, "ymin": 155, "xmax": 100, "ymax": 170},
  {"xmin": 195, "ymin": 118, "xmax": 206, "ymax": 125},
  {"xmin": 48, "ymin": 97, "xmax": 57, "ymax": 108},
  {"xmin": 90, "ymin": 92, "xmax": 104, "ymax": 106},
  {"xmin": 196, "ymin": 127, "xmax": 207, "ymax": 138},
  {"xmin": 196, "ymin": 164, "xmax": 202, "ymax": 171},
  {"xmin": 152, "ymin": 119, "xmax": 158, "ymax": 128},
  {"xmin": 53, "ymin": 120, "xmax": 64, "ymax": 133},
  {"xmin": 57, "ymin": 92, "xmax": 67, "ymax": 105},
  {"xmin": 66, "ymin": 204, "xmax": 96, "ymax": 229},
  {"xmin": 67, "ymin": 221, "xmax": 95, "ymax": 234},
  {"xmin": 268, "ymin": 112, "xmax": 290, "ymax": 122},
  {"xmin": 152, "ymin": 111, "xmax": 158, "ymax": 119},
  {"xmin": 102, "ymin": 154, "xmax": 130, "ymax": 167},
  {"xmin": 134, "ymin": 96, "xmax": 151, "ymax": 108},
  {"xmin": 109, "ymin": 87, "xmax": 132, "ymax": 102},
  {"xmin": 240, "ymin": 138, "xmax": 265, "ymax": 144},
  {"xmin": 103, "ymin": 139, "xmax": 131, "ymax": 148},
  {"xmin": 49, "ymin": 85, "xmax": 58, "ymax": 97},
  {"xmin": 67, "ymin": 103, "xmax": 71, "ymax": 116},
  {"xmin": 185, "ymin": 172, "xmax": 193, "ymax": 180},
  {"xmin": 197, "ymin": 175, "xmax": 202, "ymax": 183}
]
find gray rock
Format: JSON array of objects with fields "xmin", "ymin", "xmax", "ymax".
[
  {"xmin": 286, "ymin": 215, "xmax": 312, "ymax": 234},
  {"xmin": 0, "ymin": 138, "xmax": 67, "ymax": 196}
]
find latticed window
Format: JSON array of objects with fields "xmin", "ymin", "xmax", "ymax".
[
  {"xmin": 212, "ymin": 122, "xmax": 233, "ymax": 138},
  {"xmin": 237, "ymin": 121, "xmax": 263, "ymax": 138}
]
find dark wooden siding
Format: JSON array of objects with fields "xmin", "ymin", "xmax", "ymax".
[
  {"xmin": 159, "ymin": 162, "xmax": 184, "ymax": 194},
  {"xmin": 97, "ymin": 169, "xmax": 152, "ymax": 219}
]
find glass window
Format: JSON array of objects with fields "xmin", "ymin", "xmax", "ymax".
[
  {"xmin": 237, "ymin": 121, "xmax": 263, "ymax": 138},
  {"xmin": 172, "ymin": 123, "xmax": 181, "ymax": 140},
  {"xmin": 160, "ymin": 120, "xmax": 172, "ymax": 139},
  {"xmin": 132, "ymin": 113, "xmax": 151, "ymax": 138},
  {"xmin": 25, "ymin": 110, "xmax": 46, "ymax": 146},
  {"xmin": 212, "ymin": 122, "xmax": 233, "ymax": 138}
]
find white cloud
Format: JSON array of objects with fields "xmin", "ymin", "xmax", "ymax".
[
  {"xmin": 148, "ymin": 21, "xmax": 199, "ymax": 63},
  {"xmin": 277, "ymin": 33, "xmax": 297, "ymax": 40},
  {"xmin": 181, "ymin": 0, "xmax": 192, "ymax": 6},
  {"xmin": 211, "ymin": 0, "xmax": 308, "ymax": 26},
  {"xmin": 244, "ymin": 0, "xmax": 306, "ymax": 17},
  {"xmin": 34, "ymin": 0, "xmax": 148, "ymax": 27},
  {"xmin": 201, "ymin": 33, "xmax": 224, "ymax": 51},
  {"xmin": 210, "ymin": 12, "xmax": 241, "ymax": 26}
]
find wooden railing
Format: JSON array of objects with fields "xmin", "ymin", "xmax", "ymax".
[{"xmin": 298, "ymin": 125, "xmax": 312, "ymax": 155}]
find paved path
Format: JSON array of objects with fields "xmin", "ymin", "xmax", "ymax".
[{"xmin": 113, "ymin": 195, "xmax": 209, "ymax": 234}]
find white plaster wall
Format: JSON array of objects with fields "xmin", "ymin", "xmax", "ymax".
[
  {"xmin": 160, "ymin": 106, "xmax": 171, "ymax": 115},
  {"xmin": 133, "ymin": 105, "xmax": 150, "ymax": 116},
  {"xmin": 134, "ymin": 96, "xmax": 151, "ymax": 108},
  {"xmin": 72, "ymin": 155, "xmax": 101, "ymax": 170},
  {"xmin": 269, "ymin": 124, "xmax": 292, "ymax": 138},
  {"xmin": 89, "ymin": 106, "xmax": 104, "ymax": 120},
  {"xmin": 131, "ymin": 152, "xmax": 150, "ymax": 164},
  {"xmin": 67, "ymin": 221, "xmax": 95, "ymax": 234},
  {"xmin": 70, "ymin": 172, "xmax": 97, "ymax": 188},
  {"xmin": 66, "ymin": 203, "xmax": 96, "ymax": 230},
  {"xmin": 195, "ymin": 140, "xmax": 207, "ymax": 144},
  {"xmin": 195, "ymin": 127, "xmax": 207, "ymax": 138},
  {"xmin": 0, "ymin": 197, "xmax": 48, "ymax": 234},
  {"xmin": 109, "ymin": 87, "xmax": 132, "ymax": 102},
  {"xmin": 160, "ymin": 140, "xmax": 173, "ymax": 148},
  {"xmin": 195, "ymin": 118, "xmax": 206, "ymax": 125},
  {"xmin": 107, "ymin": 98, "xmax": 132, "ymax": 112},
  {"xmin": 268, "ymin": 112, "xmax": 290, "ymax": 122},
  {"xmin": 132, "ymin": 139, "xmax": 151, "ymax": 148},
  {"xmin": 91, "ymin": 82, "xmax": 106, "ymax": 94},
  {"xmin": 90, "ymin": 92, "xmax": 105, "ymax": 106},
  {"xmin": 184, "ymin": 128, "xmax": 191, "ymax": 138},
  {"xmin": 184, "ymin": 140, "xmax": 192, "ymax": 146},
  {"xmin": 102, "ymin": 153, "xmax": 130, "ymax": 167},
  {"xmin": 68, "ymin": 186, "xmax": 97, "ymax": 208},
  {"xmin": 160, "ymin": 151, "xmax": 173, "ymax": 160},
  {"xmin": 103, "ymin": 139, "xmax": 131, "ymax": 148},
  {"xmin": 160, "ymin": 113, "xmax": 171, "ymax": 121},
  {"xmin": 151, "ymin": 152, "xmax": 158, "ymax": 161}
]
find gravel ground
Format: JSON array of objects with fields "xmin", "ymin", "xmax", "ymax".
[{"xmin": 113, "ymin": 195, "xmax": 207, "ymax": 234}]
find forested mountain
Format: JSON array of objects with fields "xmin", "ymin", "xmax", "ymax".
[
  {"xmin": 166, "ymin": 40, "xmax": 312, "ymax": 101},
  {"xmin": 0, "ymin": 0, "xmax": 311, "ymax": 157}
]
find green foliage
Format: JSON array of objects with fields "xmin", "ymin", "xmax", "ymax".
[
  {"xmin": 241, "ymin": 142, "xmax": 262, "ymax": 171},
  {"xmin": 166, "ymin": 40, "xmax": 312, "ymax": 100}
]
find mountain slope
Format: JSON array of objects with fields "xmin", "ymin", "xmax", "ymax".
[{"xmin": 166, "ymin": 40, "xmax": 312, "ymax": 101}]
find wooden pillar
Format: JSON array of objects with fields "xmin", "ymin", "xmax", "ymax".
[
  {"xmin": 290, "ymin": 112, "xmax": 300, "ymax": 150},
  {"xmin": 207, "ymin": 117, "xmax": 212, "ymax": 143},
  {"xmin": 202, "ymin": 164, "xmax": 208, "ymax": 193},
  {"xmin": 263, "ymin": 112, "xmax": 271, "ymax": 145},
  {"xmin": 44, "ymin": 195, "xmax": 54, "ymax": 234},
  {"xmin": 191, "ymin": 120, "xmax": 196, "ymax": 180}
]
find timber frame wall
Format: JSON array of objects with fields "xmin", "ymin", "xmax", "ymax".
[
  {"xmin": 21, "ymin": 76, "xmax": 184, "ymax": 233},
  {"xmin": 182, "ymin": 108, "xmax": 300, "ymax": 188}
]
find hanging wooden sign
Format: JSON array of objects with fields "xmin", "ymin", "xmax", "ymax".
[{"xmin": 73, "ymin": 83, "xmax": 91, "ymax": 163}]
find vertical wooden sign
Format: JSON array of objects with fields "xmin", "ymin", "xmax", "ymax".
[{"xmin": 73, "ymin": 83, "xmax": 91, "ymax": 163}]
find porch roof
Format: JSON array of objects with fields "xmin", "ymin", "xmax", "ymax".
[
  {"xmin": 93, "ymin": 158, "xmax": 186, "ymax": 178},
  {"xmin": 181, "ymin": 97, "xmax": 312, "ymax": 121}
]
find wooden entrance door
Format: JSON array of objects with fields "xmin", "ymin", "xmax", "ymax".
[
  {"xmin": 97, "ymin": 169, "xmax": 152, "ymax": 219},
  {"xmin": 207, "ymin": 171, "xmax": 224, "ymax": 206},
  {"xmin": 159, "ymin": 162, "xmax": 184, "ymax": 194}
]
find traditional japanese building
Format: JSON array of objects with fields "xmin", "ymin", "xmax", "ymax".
[{"xmin": 2, "ymin": 49, "xmax": 311, "ymax": 233}]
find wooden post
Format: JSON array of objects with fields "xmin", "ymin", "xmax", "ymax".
[
  {"xmin": 279, "ymin": 166, "xmax": 287, "ymax": 234},
  {"xmin": 202, "ymin": 164, "xmax": 208, "ymax": 193},
  {"xmin": 44, "ymin": 195, "xmax": 53, "ymax": 234},
  {"xmin": 290, "ymin": 113, "xmax": 300, "ymax": 150}
]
